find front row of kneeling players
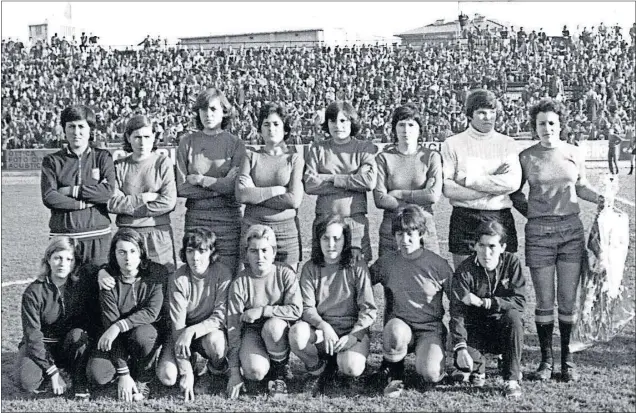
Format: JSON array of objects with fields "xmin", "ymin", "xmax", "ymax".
[{"xmin": 16, "ymin": 205, "xmax": 526, "ymax": 401}]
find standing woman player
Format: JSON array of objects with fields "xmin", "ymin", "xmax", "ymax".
[
  {"xmin": 511, "ymin": 98, "xmax": 603, "ymax": 383},
  {"xmin": 40, "ymin": 105, "xmax": 115, "ymax": 266},
  {"xmin": 236, "ymin": 102, "xmax": 304, "ymax": 271},
  {"xmin": 304, "ymin": 101, "xmax": 378, "ymax": 262},
  {"xmin": 106, "ymin": 115, "xmax": 177, "ymax": 273},
  {"xmin": 176, "ymin": 87, "xmax": 247, "ymax": 275},
  {"xmin": 374, "ymin": 103, "xmax": 443, "ymax": 256}
]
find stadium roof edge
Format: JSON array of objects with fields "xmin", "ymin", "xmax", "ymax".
[{"xmin": 179, "ymin": 28, "xmax": 327, "ymax": 41}]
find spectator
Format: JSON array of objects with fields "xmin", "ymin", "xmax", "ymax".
[{"xmin": 1, "ymin": 21, "xmax": 635, "ymax": 148}]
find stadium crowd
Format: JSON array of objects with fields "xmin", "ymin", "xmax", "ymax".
[{"xmin": 2, "ymin": 22, "xmax": 635, "ymax": 149}]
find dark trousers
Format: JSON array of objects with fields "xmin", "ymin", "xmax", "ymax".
[
  {"xmin": 463, "ymin": 309, "xmax": 523, "ymax": 381},
  {"xmin": 15, "ymin": 328, "xmax": 91, "ymax": 392},
  {"xmin": 73, "ymin": 233, "xmax": 111, "ymax": 267},
  {"xmin": 87, "ymin": 324, "xmax": 160, "ymax": 385},
  {"xmin": 608, "ymin": 148, "xmax": 619, "ymax": 174}
]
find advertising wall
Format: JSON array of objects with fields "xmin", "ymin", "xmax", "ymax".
[{"xmin": 1, "ymin": 140, "xmax": 630, "ymax": 171}]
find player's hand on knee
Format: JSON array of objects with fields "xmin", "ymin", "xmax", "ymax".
[
  {"xmin": 334, "ymin": 334, "xmax": 358, "ymax": 353},
  {"xmin": 175, "ymin": 329, "xmax": 194, "ymax": 358},
  {"xmin": 319, "ymin": 322, "xmax": 339, "ymax": 355},
  {"xmin": 240, "ymin": 307, "xmax": 264, "ymax": 323}
]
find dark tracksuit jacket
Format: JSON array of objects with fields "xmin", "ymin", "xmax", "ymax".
[
  {"xmin": 99, "ymin": 261, "xmax": 168, "ymax": 376},
  {"xmin": 19, "ymin": 264, "xmax": 101, "ymax": 378},
  {"xmin": 40, "ymin": 146, "xmax": 115, "ymax": 238},
  {"xmin": 450, "ymin": 252, "xmax": 526, "ymax": 353}
]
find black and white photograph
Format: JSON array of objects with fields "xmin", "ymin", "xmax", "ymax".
[{"xmin": 1, "ymin": 1, "xmax": 634, "ymax": 411}]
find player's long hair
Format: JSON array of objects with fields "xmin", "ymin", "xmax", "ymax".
[
  {"xmin": 38, "ymin": 236, "xmax": 81, "ymax": 281},
  {"xmin": 311, "ymin": 214, "xmax": 355, "ymax": 269},
  {"xmin": 106, "ymin": 227, "xmax": 150, "ymax": 275}
]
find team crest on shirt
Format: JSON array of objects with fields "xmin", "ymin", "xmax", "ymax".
[
  {"xmin": 501, "ymin": 278, "xmax": 510, "ymax": 289},
  {"xmin": 91, "ymin": 168, "xmax": 101, "ymax": 181}
]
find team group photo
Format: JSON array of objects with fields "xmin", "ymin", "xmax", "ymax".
[{"xmin": 1, "ymin": 2, "xmax": 634, "ymax": 412}]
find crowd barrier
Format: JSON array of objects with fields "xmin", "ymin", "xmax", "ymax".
[{"xmin": 1, "ymin": 140, "xmax": 631, "ymax": 171}]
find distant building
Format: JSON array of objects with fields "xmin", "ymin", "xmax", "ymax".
[
  {"xmin": 179, "ymin": 27, "xmax": 397, "ymax": 50},
  {"xmin": 29, "ymin": 20, "xmax": 76, "ymax": 45},
  {"xmin": 28, "ymin": 3, "xmax": 82, "ymax": 45},
  {"xmin": 396, "ymin": 13, "xmax": 510, "ymax": 47}
]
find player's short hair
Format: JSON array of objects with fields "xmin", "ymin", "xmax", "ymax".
[
  {"xmin": 474, "ymin": 220, "xmax": 508, "ymax": 245},
  {"xmin": 60, "ymin": 105, "xmax": 96, "ymax": 134},
  {"xmin": 244, "ymin": 224, "xmax": 277, "ymax": 254},
  {"xmin": 465, "ymin": 89, "xmax": 497, "ymax": 120},
  {"xmin": 528, "ymin": 98, "xmax": 567, "ymax": 139},
  {"xmin": 257, "ymin": 102, "xmax": 292, "ymax": 141},
  {"xmin": 122, "ymin": 115, "xmax": 157, "ymax": 153},
  {"xmin": 391, "ymin": 103, "xmax": 423, "ymax": 143},
  {"xmin": 392, "ymin": 204, "xmax": 429, "ymax": 236},
  {"xmin": 322, "ymin": 100, "xmax": 361, "ymax": 137},
  {"xmin": 193, "ymin": 87, "xmax": 233, "ymax": 130},
  {"xmin": 179, "ymin": 227, "xmax": 219, "ymax": 265}
]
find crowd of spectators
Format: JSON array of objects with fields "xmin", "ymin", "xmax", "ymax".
[{"xmin": 2, "ymin": 21, "xmax": 635, "ymax": 150}]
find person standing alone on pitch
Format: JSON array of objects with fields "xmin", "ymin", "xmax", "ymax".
[
  {"xmin": 40, "ymin": 105, "xmax": 115, "ymax": 266},
  {"xmin": 441, "ymin": 89, "xmax": 522, "ymax": 270}
]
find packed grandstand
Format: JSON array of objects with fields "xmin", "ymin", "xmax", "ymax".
[{"xmin": 2, "ymin": 22, "xmax": 635, "ymax": 149}]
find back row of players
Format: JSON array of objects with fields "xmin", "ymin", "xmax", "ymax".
[{"xmin": 19, "ymin": 88, "xmax": 603, "ymax": 401}]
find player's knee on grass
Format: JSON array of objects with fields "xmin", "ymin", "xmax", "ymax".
[
  {"xmin": 156, "ymin": 359, "xmax": 178, "ymax": 386},
  {"xmin": 200, "ymin": 329, "xmax": 227, "ymax": 364},
  {"xmin": 261, "ymin": 317, "xmax": 289, "ymax": 347},
  {"xmin": 415, "ymin": 336, "xmax": 446, "ymax": 383},
  {"xmin": 383, "ymin": 318, "xmax": 412, "ymax": 360},
  {"xmin": 86, "ymin": 356, "xmax": 116, "ymax": 386},
  {"xmin": 288, "ymin": 321, "xmax": 312, "ymax": 353},
  {"xmin": 337, "ymin": 352, "xmax": 367, "ymax": 377},
  {"xmin": 242, "ymin": 358, "xmax": 270, "ymax": 382},
  {"xmin": 16, "ymin": 356, "xmax": 44, "ymax": 393}
]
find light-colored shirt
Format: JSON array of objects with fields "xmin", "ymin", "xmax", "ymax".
[
  {"xmin": 511, "ymin": 142, "xmax": 597, "ymax": 219},
  {"xmin": 441, "ymin": 126, "xmax": 522, "ymax": 210}
]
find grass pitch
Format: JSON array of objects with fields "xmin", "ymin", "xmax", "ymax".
[{"xmin": 1, "ymin": 169, "xmax": 634, "ymax": 412}]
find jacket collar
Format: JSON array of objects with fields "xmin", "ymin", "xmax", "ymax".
[{"xmin": 64, "ymin": 146, "xmax": 92, "ymax": 157}]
